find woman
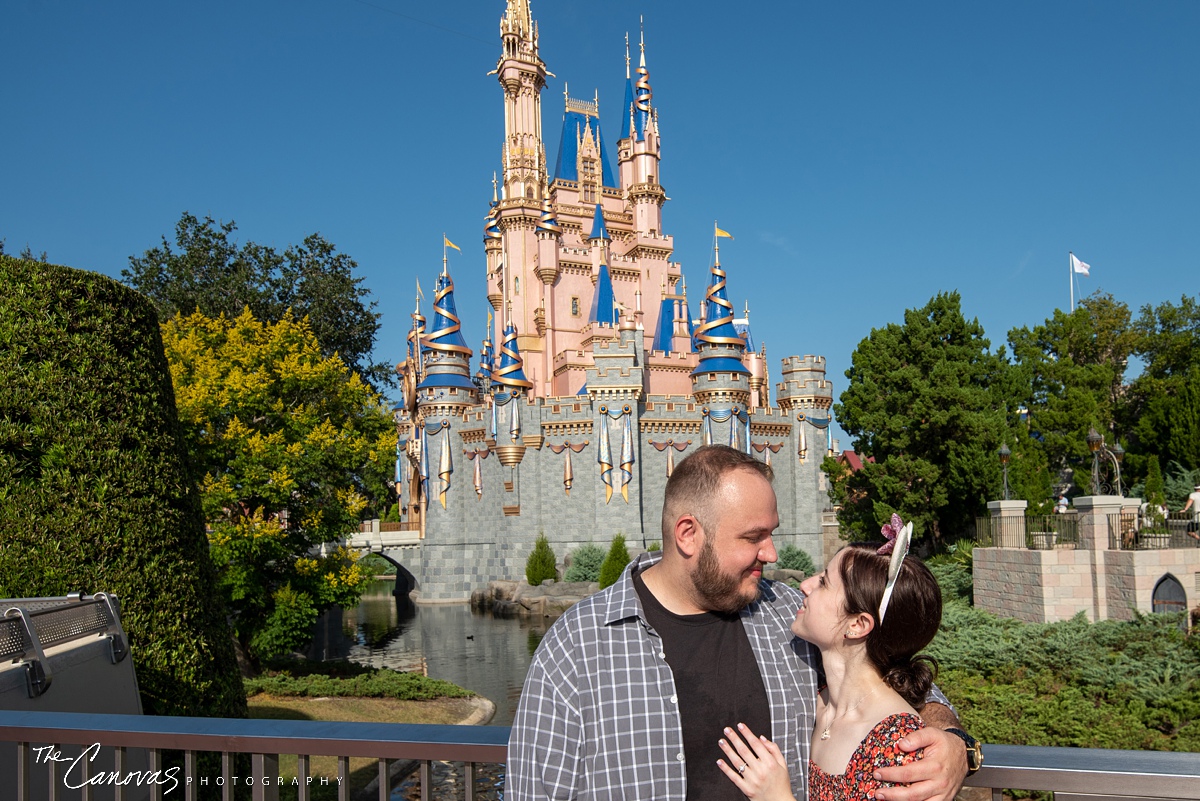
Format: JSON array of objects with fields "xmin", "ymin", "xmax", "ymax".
[{"xmin": 717, "ymin": 514, "xmax": 943, "ymax": 801}]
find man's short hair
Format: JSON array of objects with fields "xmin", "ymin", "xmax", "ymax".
[{"xmin": 661, "ymin": 445, "xmax": 773, "ymax": 538}]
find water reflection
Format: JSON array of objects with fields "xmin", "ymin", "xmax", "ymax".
[{"xmin": 308, "ymin": 580, "xmax": 549, "ymax": 726}]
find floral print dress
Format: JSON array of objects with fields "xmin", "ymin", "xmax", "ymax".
[{"xmin": 808, "ymin": 713, "xmax": 925, "ymax": 801}]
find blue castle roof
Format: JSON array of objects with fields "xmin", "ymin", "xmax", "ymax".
[
  {"xmin": 589, "ymin": 203, "xmax": 610, "ymax": 241},
  {"xmin": 692, "ymin": 261, "xmax": 749, "ymax": 376},
  {"xmin": 425, "ymin": 271, "xmax": 472, "ymax": 354},
  {"xmin": 696, "ymin": 263, "xmax": 743, "ymax": 345},
  {"xmin": 553, "ymin": 110, "xmax": 617, "ymax": 188},
  {"xmin": 619, "ymin": 76, "xmax": 635, "ymax": 141},
  {"xmin": 651, "ymin": 295, "xmax": 675, "ymax": 352},
  {"xmin": 492, "ymin": 322, "xmax": 533, "ymax": 390},
  {"xmin": 589, "ymin": 263, "xmax": 617, "ymax": 326}
]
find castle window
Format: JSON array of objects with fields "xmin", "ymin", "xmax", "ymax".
[
  {"xmin": 514, "ymin": 276, "xmax": 521, "ymax": 295},
  {"xmin": 571, "ymin": 296, "xmax": 581, "ymax": 316}
]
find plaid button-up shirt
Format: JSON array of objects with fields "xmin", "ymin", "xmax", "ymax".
[{"xmin": 506, "ymin": 551, "xmax": 821, "ymax": 801}]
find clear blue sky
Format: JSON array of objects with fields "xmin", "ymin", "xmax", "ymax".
[{"xmin": 5, "ymin": 1, "xmax": 1198, "ymax": 450}]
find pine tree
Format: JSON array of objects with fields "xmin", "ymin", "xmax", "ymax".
[
  {"xmin": 564, "ymin": 543, "xmax": 606, "ymax": 583},
  {"xmin": 598, "ymin": 534, "xmax": 631, "ymax": 589},
  {"xmin": 525, "ymin": 533, "xmax": 558, "ymax": 585}
]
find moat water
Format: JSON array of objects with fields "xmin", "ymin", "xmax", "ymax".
[
  {"xmin": 308, "ymin": 579, "xmax": 550, "ymax": 727},
  {"xmin": 309, "ymin": 580, "xmax": 552, "ymax": 799}
]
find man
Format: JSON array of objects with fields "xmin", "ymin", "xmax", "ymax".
[
  {"xmin": 1181, "ymin": 484, "xmax": 1200, "ymax": 541},
  {"xmin": 507, "ymin": 445, "xmax": 972, "ymax": 800}
]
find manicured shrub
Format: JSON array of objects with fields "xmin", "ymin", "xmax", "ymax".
[
  {"xmin": 647, "ymin": 541, "xmax": 662, "ymax": 552},
  {"xmin": 776, "ymin": 544, "xmax": 815, "ymax": 575},
  {"xmin": 245, "ymin": 669, "xmax": 472, "ymax": 701},
  {"xmin": 927, "ymin": 561, "xmax": 1200, "ymax": 751},
  {"xmin": 0, "ymin": 256, "xmax": 246, "ymax": 718},
  {"xmin": 525, "ymin": 533, "xmax": 558, "ymax": 585},
  {"xmin": 564, "ymin": 543, "xmax": 605, "ymax": 583},
  {"xmin": 598, "ymin": 534, "xmax": 631, "ymax": 589}
]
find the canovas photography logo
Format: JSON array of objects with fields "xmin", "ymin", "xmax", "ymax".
[{"xmin": 33, "ymin": 744, "xmax": 345, "ymax": 794}]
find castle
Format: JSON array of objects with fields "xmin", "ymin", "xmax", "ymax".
[{"xmin": 392, "ymin": 0, "xmax": 835, "ymax": 601}]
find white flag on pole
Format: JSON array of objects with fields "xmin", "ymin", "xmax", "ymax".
[{"xmin": 1070, "ymin": 253, "xmax": 1091, "ymax": 276}]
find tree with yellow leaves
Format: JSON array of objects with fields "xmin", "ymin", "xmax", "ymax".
[{"xmin": 162, "ymin": 308, "xmax": 397, "ymax": 665}]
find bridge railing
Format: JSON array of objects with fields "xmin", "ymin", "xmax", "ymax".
[{"xmin": 3, "ymin": 711, "xmax": 1200, "ymax": 801}]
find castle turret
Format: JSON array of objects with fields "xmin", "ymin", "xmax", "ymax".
[
  {"xmin": 587, "ymin": 204, "xmax": 619, "ymax": 329},
  {"xmin": 775, "ymin": 355, "xmax": 833, "ymax": 414},
  {"xmin": 691, "ymin": 242, "xmax": 751, "ymax": 408},
  {"xmin": 484, "ymin": 174, "xmax": 503, "ymax": 315},
  {"xmin": 492, "ymin": 318, "xmax": 534, "ymax": 393},
  {"xmin": 617, "ymin": 25, "xmax": 665, "ymax": 238},
  {"xmin": 417, "ymin": 262, "xmax": 477, "ymax": 416},
  {"xmin": 497, "ymin": 0, "xmax": 547, "ymax": 203}
]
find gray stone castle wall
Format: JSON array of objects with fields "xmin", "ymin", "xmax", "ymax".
[{"xmin": 404, "ymin": 335, "xmax": 833, "ymax": 601}]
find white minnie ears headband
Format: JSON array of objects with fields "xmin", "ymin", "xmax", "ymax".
[{"xmin": 876, "ymin": 514, "xmax": 912, "ymax": 626}]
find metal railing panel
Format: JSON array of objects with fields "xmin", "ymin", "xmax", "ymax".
[
  {"xmin": 5, "ymin": 712, "xmax": 1200, "ymax": 800},
  {"xmin": 967, "ymin": 744, "xmax": 1200, "ymax": 799}
]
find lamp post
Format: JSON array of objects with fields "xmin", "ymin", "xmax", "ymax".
[
  {"xmin": 1087, "ymin": 426, "xmax": 1124, "ymax": 496},
  {"xmin": 1111, "ymin": 442, "xmax": 1124, "ymax": 497},
  {"xmin": 998, "ymin": 442, "xmax": 1011, "ymax": 501},
  {"xmin": 1087, "ymin": 427, "xmax": 1103, "ymax": 495}
]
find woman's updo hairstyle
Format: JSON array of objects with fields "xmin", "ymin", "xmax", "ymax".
[{"xmin": 836, "ymin": 544, "xmax": 943, "ymax": 708}]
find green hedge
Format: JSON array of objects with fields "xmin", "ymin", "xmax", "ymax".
[
  {"xmin": 245, "ymin": 669, "xmax": 472, "ymax": 701},
  {"xmin": 0, "ymin": 256, "xmax": 246, "ymax": 718}
]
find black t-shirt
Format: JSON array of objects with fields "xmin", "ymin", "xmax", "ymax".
[{"xmin": 634, "ymin": 571, "xmax": 773, "ymax": 801}]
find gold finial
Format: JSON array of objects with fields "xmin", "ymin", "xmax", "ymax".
[
  {"xmin": 639, "ymin": 16, "xmax": 645, "ymax": 64},
  {"xmin": 563, "ymin": 81, "xmax": 569, "ymax": 110},
  {"xmin": 744, "ymin": 300, "xmax": 750, "ymax": 319},
  {"xmin": 492, "ymin": 172, "xmax": 498, "ymax": 203},
  {"xmin": 625, "ymin": 32, "xmax": 631, "ymax": 78}
]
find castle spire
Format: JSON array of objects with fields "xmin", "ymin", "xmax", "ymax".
[
  {"xmin": 497, "ymin": 0, "xmax": 547, "ymax": 200},
  {"xmin": 634, "ymin": 17, "xmax": 653, "ymax": 139},
  {"xmin": 492, "ymin": 320, "xmax": 534, "ymax": 390}
]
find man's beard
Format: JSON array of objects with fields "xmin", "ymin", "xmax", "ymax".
[{"xmin": 693, "ymin": 535, "xmax": 762, "ymax": 614}]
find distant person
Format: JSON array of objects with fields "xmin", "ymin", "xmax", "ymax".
[
  {"xmin": 1181, "ymin": 484, "xmax": 1200, "ymax": 542},
  {"xmin": 1055, "ymin": 495, "xmax": 1068, "ymax": 514}
]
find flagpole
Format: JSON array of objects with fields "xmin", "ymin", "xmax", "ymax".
[{"xmin": 1069, "ymin": 252, "xmax": 1074, "ymax": 312}]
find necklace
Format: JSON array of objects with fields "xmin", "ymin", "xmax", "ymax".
[{"xmin": 819, "ymin": 683, "xmax": 884, "ymax": 740}]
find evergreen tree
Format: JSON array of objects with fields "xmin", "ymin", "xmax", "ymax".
[
  {"xmin": 564, "ymin": 543, "xmax": 606, "ymax": 583},
  {"xmin": 1145, "ymin": 456, "xmax": 1166, "ymax": 507},
  {"xmin": 775, "ymin": 544, "xmax": 816, "ymax": 575},
  {"xmin": 525, "ymin": 533, "xmax": 558, "ymax": 585},
  {"xmin": 831, "ymin": 292, "xmax": 1010, "ymax": 545},
  {"xmin": 1008, "ymin": 292, "xmax": 1137, "ymax": 492},
  {"xmin": 598, "ymin": 534, "xmax": 631, "ymax": 589}
]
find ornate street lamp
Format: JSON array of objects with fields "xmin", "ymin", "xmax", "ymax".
[
  {"xmin": 1088, "ymin": 427, "xmax": 1103, "ymax": 495},
  {"xmin": 1087, "ymin": 426, "xmax": 1124, "ymax": 496},
  {"xmin": 998, "ymin": 442, "xmax": 1011, "ymax": 501}
]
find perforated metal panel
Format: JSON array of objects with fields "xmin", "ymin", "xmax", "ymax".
[
  {"xmin": 0, "ymin": 596, "xmax": 120, "ymax": 662},
  {"xmin": 0, "ymin": 617, "xmax": 28, "ymax": 661}
]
